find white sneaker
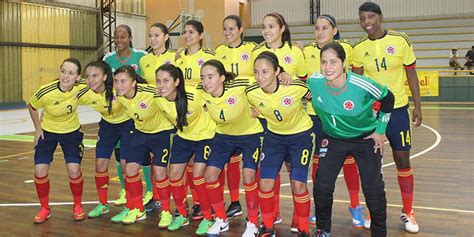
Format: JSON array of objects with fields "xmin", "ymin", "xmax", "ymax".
[
  {"xmin": 242, "ymin": 221, "xmax": 258, "ymax": 237},
  {"xmin": 400, "ymin": 210, "xmax": 419, "ymax": 233},
  {"xmin": 207, "ymin": 217, "xmax": 229, "ymax": 235},
  {"xmin": 364, "ymin": 213, "xmax": 371, "ymax": 229}
]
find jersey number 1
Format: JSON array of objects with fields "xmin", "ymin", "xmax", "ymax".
[{"xmin": 374, "ymin": 57, "xmax": 387, "ymax": 72}]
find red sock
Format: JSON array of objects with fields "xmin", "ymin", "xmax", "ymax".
[
  {"xmin": 34, "ymin": 175, "xmax": 50, "ymax": 209},
  {"xmin": 69, "ymin": 172, "xmax": 83, "ymax": 207},
  {"xmin": 312, "ymin": 155, "xmax": 319, "ymax": 182},
  {"xmin": 155, "ymin": 176, "xmax": 171, "ymax": 212},
  {"xmin": 94, "ymin": 170, "xmax": 109, "ymax": 205},
  {"xmin": 227, "ymin": 155, "xmax": 241, "ymax": 202},
  {"xmin": 397, "ymin": 167, "xmax": 414, "ymax": 213},
  {"xmin": 193, "ymin": 176, "xmax": 213, "ymax": 220},
  {"xmin": 152, "ymin": 173, "xmax": 160, "ymax": 200},
  {"xmin": 343, "ymin": 155, "xmax": 360, "ymax": 209},
  {"xmin": 186, "ymin": 164, "xmax": 199, "ymax": 204},
  {"xmin": 259, "ymin": 189, "xmax": 275, "ymax": 229},
  {"xmin": 205, "ymin": 179, "xmax": 226, "ymax": 220},
  {"xmin": 170, "ymin": 178, "xmax": 188, "ymax": 217},
  {"xmin": 243, "ymin": 180, "xmax": 259, "ymax": 225},
  {"xmin": 219, "ymin": 168, "xmax": 226, "ymax": 193},
  {"xmin": 126, "ymin": 173, "xmax": 144, "ymax": 211},
  {"xmin": 273, "ymin": 173, "xmax": 281, "ymax": 219},
  {"xmin": 294, "ymin": 190, "xmax": 310, "ymax": 233}
]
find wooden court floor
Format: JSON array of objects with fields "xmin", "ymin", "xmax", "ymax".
[{"xmin": 0, "ymin": 103, "xmax": 473, "ymax": 237}]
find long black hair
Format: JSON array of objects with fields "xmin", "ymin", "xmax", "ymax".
[
  {"xmin": 264, "ymin": 12, "xmax": 292, "ymax": 47},
  {"xmin": 201, "ymin": 59, "xmax": 237, "ymax": 84},
  {"xmin": 114, "ymin": 65, "xmax": 147, "ymax": 84},
  {"xmin": 150, "ymin": 22, "xmax": 172, "ymax": 50},
  {"xmin": 223, "ymin": 15, "xmax": 243, "ymax": 39},
  {"xmin": 184, "ymin": 20, "xmax": 204, "ymax": 47},
  {"xmin": 156, "ymin": 64, "xmax": 188, "ymax": 131},
  {"xmin": 84, "ymin": 61, "xmax": 114, "ymax": 114}
]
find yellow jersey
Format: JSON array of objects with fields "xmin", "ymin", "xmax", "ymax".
[
  {"xmin": 176, "ymin": 47, "xmax": 216, "ymax": 88},
  {"xmin": 352, "ymin": 30, "xmax": 416, "ymax": 108},
  {"xmin": 251, "ymin": 42, "xmax": 307, "ymax": 79},
  {"xmin": 139, "ymin": 49, "xmax": 176, "ymax": 85},
  {"xmin": 304, "ymin": 39, "xmax": 354, "ymax": 76},
  {"xmin": 215, "ymin": 41, "xmax": 257, "ymax": 78},
  {"xmin": 197, "ymin": 78, "xmax": 263, "ymax": 136},
  {"xmin": 77, "ymin": 87, "xmax": 129, "ymax": 124},
  {"xmin": 246, "ymin": 80, "xmax": 313, "ymax": 135},
  {"xmin": 155, "ymin": 86, "xmax": 216, "ymax": 141},
  {"xmin": 29, "ymin": 80, "xmax": 82, "ymax": 134},
  {"xmin": 116, "ymin": 84, "xmax": 174, "ymax": 133}
]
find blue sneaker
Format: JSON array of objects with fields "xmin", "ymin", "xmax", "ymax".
[
  {"xmin": 309, "ymin": 215, "xmax": 316, "ymax": 225},
  {"xmin": 348, "ymin": 205, "xmax": 366, "ymax": 228}
]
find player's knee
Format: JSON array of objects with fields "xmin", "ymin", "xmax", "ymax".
[
  {"xmin": 290, "ymin": 180, "xmax": 307, "ymax": 194},
  {"xmin": 258, "ymin": 178, "xmax": 275, "ymax": 192}
]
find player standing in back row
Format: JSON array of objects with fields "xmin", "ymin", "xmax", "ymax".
[{"xmin": 352, "ymin": 2, "xmax": 422, "ymax": 233}]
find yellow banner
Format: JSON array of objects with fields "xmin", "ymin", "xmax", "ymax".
[{"xmin": 405, "ymin": 71, "xmax": 439, "ymax": 96}]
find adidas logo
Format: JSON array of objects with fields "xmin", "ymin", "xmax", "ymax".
[
  {"xmin": 92, "ymin": 101, "xmax": 97, "ymax": 105},
  {"xmin": 317, "ymin": 96, "xmax": 323, "ymax": 103},
  {"xmin": 364, "ymin": 52, "xmax": 370, "ymax": 57},
  {"xmin": 259, "ymin": 102, "xmax": 265, "ymax": 107},
  {"xmin": 146, "ymin": 64, "xmax": 150, "ymax": 68},
  {"xmin": 311, "ymin": 55, "xmax": 316, "ymax": 59},
  {"xmin": 222, "ymin": 55, "xmax": 227, "ymax": 60},
  {"xmin": 54, "ymin": 101, "xmax": 60, "ymax": 105}
]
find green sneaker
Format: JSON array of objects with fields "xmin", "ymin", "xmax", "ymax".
[
  {"xmin": 114, "ymin": 189, "xmax": 127, "ymax": 206},
  {"xmin": 167, "ymin": 215, "xmax": 190, "ymax": 231},
  {"xmin": 87, "ymin": 203, "xmax": 110, "ymax": 218},
  {"xmin": 122, "ymin": 208, "xmax": 146, "ymax": 224},
  {"xmin": 111, "ymin": 208, "xmax": 129, "ymax": 223},
  {"xmin": 143, "ymin": 191, "xmax": 153, "ymax": 205},
  {"xmin": 196, "ymin": 219, "xmax": 214, "ymax": 235},
  {"xmin": 158, "ymin": 210, "xmax": 173, "ymax": 228}
]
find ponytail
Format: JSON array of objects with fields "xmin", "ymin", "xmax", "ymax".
[
  {"xmin": 84, "ymin": 61, "xmax": 114, "ymax": 114},
  {"xmin": 156, "ymin": 64, "xmax": 188, "ymax": 131},
  {"xmin": 202, "ymin": 59, "xmax": 237, "ymax": 84}
]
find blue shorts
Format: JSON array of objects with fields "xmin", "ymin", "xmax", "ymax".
[
  {"xmin": 260, "ymin": 129, "xmax": 315, "ymax": 183},
  {"xmin": 169, "ymin": 135, "xmax": 213, "ymax": 164},
  {"xmin": 34, "ymin": 129, "xmax": 84, "ymax": 165},
  {"xmin": 386, "ymin": 104, "xmax": 412, "ymax": 151},
  {"xmin": 258, "ymin": 118, "xmax": 268, "ymax": 133},
  {"xmin": 310, "ymin": 115, "xmax": 322, "ymax": 151},
  {"xmin": 126, "ymin": 129, "xmax": 175, "ymax": 167},
  {"xmin": 96, "ymin": 119, "xmax": 134, "ymax": 161},
  {"xmin": 207, "ymin": 133, "xmax": 263, "ymax": 170}
]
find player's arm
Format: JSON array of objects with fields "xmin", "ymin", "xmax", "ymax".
[
  {"xmin": 28, "ymin": 103, "xmax": 43, "ymax": 146},
  {"xmin": 365, "ymin": 89, "xmax": 394, "ymax": 154},
  {"xmin": 352, "ymin": 66, "xmax": 364, "ymax": 75},
  {"xmin": 405, "ymin": 66, "xmax": 422, "ymax": 127}
]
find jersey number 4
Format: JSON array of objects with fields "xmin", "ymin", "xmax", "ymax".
[{"xmin": 374, "ymin": 57, "xmax": 387, "ymax": 72}]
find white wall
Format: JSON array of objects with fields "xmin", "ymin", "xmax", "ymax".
[{"xmin": 250, "ymin": 0, "xmax": 474, "ymax": 25}]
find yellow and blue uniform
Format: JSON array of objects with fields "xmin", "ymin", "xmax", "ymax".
[
  {"xmin": 197, "ymin": 78, "xmax": 263, "ymax": 170},
  {"xmin": 246, "ymin": 80, "xmax": 315, "ymax": 182},
  {"xmin": 116, "ymin": 84, "xmax": 175, "ymax": 166},
  {"xmin": 77, "ymin": 86, "xmax": 134, "ymax": 160},
  {"xmin": 215, "ymin": 41, "xmax": 257, "ymax": 78},
  {"xmin": 29, "ymin": 81, "xmax": 84, "ymax": 164},
  {"xmin": 353, "ymin": 30, "xmax": 416, "ymax": 150},
  {"xmin": 176, "ymin": 47, "xmax": 216, "ymax": 88},
  {"xmin": 155, "ymin": 86, "xmax": 216, "ymax": 164},
  {"xmin": 139, "ymin": 49, "xmax": 176, "ymax": 85},
  {"xmin": 251, "ymin": 42, "xmax": 307, "ymax": 79}
]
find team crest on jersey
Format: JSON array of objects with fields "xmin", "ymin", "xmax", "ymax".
[
  {"xmin": 385, "ymin": 45, "xmax": 396, "ymax": 55},
  {"xmin": 197, "ymin": 59, "xmax": 205, "ymax": 66},
  {"xmin": 241, "ymin": 53, "xmax": 249, "ymax": 62},
  {"xmin": 139, "ymin": 101, "xmax": 148, "ymax": 110},
  {"xmin": 227, "ymin": 96, "xmax": 237, "ymax": 106},
  {"xmin": 343, "ymin": 100, "xmax": 354, "ymax": 111},
  {"xmin": 282, "ymin": 96, "xmax": 293, "ymax": 106},
  {"xmin": 321, "ymin": 139, "xmax": 329, "ymax": 148},
  {"xmin": 283, "ymin": 55, "xmax": 293, "ymax": 64},
  {"xmin": 131, "ymin": 64, "xmax": 139, "ymax": 71}
]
